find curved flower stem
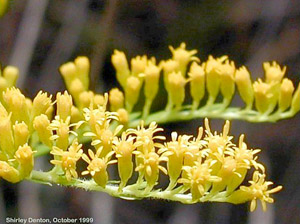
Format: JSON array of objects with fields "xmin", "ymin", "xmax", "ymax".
[{"xmin": 27, "ymin": 170, "xmax": 235, "ymax": 204}]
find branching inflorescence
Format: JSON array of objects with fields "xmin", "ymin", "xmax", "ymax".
[{"xmin": 1, "ymin": 43, "xmax": 299, "ymax": 212}]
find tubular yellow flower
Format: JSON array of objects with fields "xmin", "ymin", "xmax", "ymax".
[
  {"xmin": 167, "ymin": 71, "xmax": 187, "ymax": 110},
  {"xmin": 162, "ymin": 59, "xmax": 179, "ymax": 92},
  {"xmin": 135, "ymin": 151, "xmax": 167, "ymax": 191},
  {"xmin": 125, "ymin": 76, "xmax": 142, "ymax": 112},
  {"xmin": 291, "ymin": 82, "xmax": 300, "ymax": 115},
  {"xmin": 49, "ymin": 116, "xmax": 76, "ymax": 150},
  {"xmin": 178, "ymin": 159, "xmax": 221, "ymax": 201},
  {"xmin": 117, "ymin": 108, "xmax": 129, "ymax": 125},
  {"xmin": 109, "ymin": 88, "xmax": 124, "ymax": 112},
  {"xmin": 0, "ymin": 161, "xmax": 21, "ymax": 183},
  {"xmin": 263, "ymin": 61, "xmax": 286, "ymax": 83},
  {"xmin": 3, "ymin": 66, "xmax": 19, "ymax": 86},
  {"xmin": 56, "ymin": 91, "xmax": 73, "ymax": 120},
  {"xmin": 205, "ymin": 55, "xmax": 228, "ymax": 104},
  {"xmin": 13, "ymin": 121, "xmax": 29, "ymax": 149},
  {"xmin": 74, "ymin": 56, "xmax": 90, "ymax": 90},
  {"xmin": 69, "ymin": 78, "xmax": 85, "ymax": 105},
  {"xmin": 113, "ymin": 132, "xmax": 136, "ymax": 191},
  {"xmin": 0, "ymin": 77, "xmax": 8, "ymax": 103},
  {"xmin": 253, "ymin": 79, "xmax": 272, "ymax": 114},
  {"xmin": 82, "ymin": 149, "xmax": 116, "ymax": 188},
  {"xmin": 33, "ymin": 114, "xmax": 53, "ymax": 147},
  {"xmin": 219, "ymin": 60, "xmax": 236, "ymax": 103},
  {"xmin": 131, "ymin": 55, "xmax": 148, "ymax": 77},
  {"xmin": 59, "ymin": 62, "xmax": 77, "ymax": 91},
  {"xmin": 78, "ymin": 91, "xmax": 94, "ymax": 109},
  {"xmin": 0, "ymin": 113, "xmax": 15, "ymax": 158},
  {"xmin": 111, "ymin": 50, "xmax": 130, "ymax": 89},
  {"xmin": 240, "ymin": 171, "xmax": 282, "ymax": 212},
  {"xmin": 144, "ymin": 61, "xmax": 161, "ymax": 102},
  {"xmin": 188, "ymin": 62, "xmax": 205, "ymax": 110},
  {"xmin": 94, "ymin": 94, "xmax": 105, "ymax": 107},
  {"xmin": 158, "ymin": 132, "xmax": 191, "ymax": 189},
  {"xmin": 50, "ymin": 140, "xmax": 83, "ymax": 181},
  {"xmin": 278, "ymin": 78, "xmax": 294, "ymax": 112},
  {"xmin": 3, "ymin": 87, "xmax": 30, "ymax": 125},
  {"xmin": 235, "ymin": 66, "xmax": 254, "ymax": 109},
  {"xmin": 169, "ymin": 43, "xmax": 199, "ymax": 76},
  {"xmin": 15, "ymin": 144, "xmax": 34, "ymax": 178},
  {"xmin": 32, "ymin": 91, "xmax": 53, "ymax": 118}
]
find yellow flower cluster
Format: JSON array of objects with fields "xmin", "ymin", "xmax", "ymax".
[
  {"xmin": 111, "ymin": 43, "xmax": 300, "ymax": 119},
  {"xmin": 0, "ymin": 48, "xmax": 288, "ymax": 212}
]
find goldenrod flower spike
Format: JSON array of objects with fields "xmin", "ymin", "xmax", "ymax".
[
  {"xmin": 111, "ymin": 50, "xmax": 130, "ymax": 89},
  {"xmin": 235, "ymin": 66, "xmax": 254, "ymax": 109},
  {"xmin": 188, "ymin": 62, "xmax": 205, "ymax": 110},
  {"xmin": 169, "ymin": 43, "xmax": 199, "ymax": 76}
]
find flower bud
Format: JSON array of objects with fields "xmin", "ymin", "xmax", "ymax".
[
  {"xmin": 74, "ymin": 56, "xmax": 90, "ymax": 90},
  {"xmin": 219, "ymin": 60, "xmax": 236, "ymax": 102},
  {"xmin": 131, "ymin": 55, "xmax": 147, "ymax": 77},
  {"xmin": 94, "ymin": 94, "xmax": 105, "ymax": 107},
  {"xmin": 117, "ymin": 108, "xmax": 129, "ymax": 125},
  {"xmin": 32, "ymin": 91, "xmax": 52, "ymax": 118},
  {"xmin": 167, "ymin": 72, "xmax": 186, "ymax": 110},
  {"xmin": 188, "ymin": 62, "xmax": 205, "ymax": 109},
  {"xmin": 263, "ymin": 61, "xmax": 286, "ymax": 83},
  {"xmin": 15, "ymin": 144, "xmax": 34, "ymax": 178},
  {"xmin": 291, "ymin": 82, "xmax": 300, "ymax": 115},
  {"xmin": 111, "ymin": 50, "xmax": 130, "ymax": 89},
  {"xmin": 13, "ymin": 121, "xmax": 29, "ymax": 149},
  {"xmin": 0, "ymin": 161, "xmax": 21, "ymax": 183},
  {"xmin": 33, "ymin": 114, "xmax": 52, "ymax": 147},
  {"xmin": 56, "ymin": 91, "xmax": 73, "ymax": 120},
  {"xmin": 59, "ymin": 62, "xmax": 77, "ymax": 90},
  {"xmin": 253, "ymin": 79, "xmax": 272, "ymax": 114},
  {"xmin": 3, "ymin": 66, "xmax": 19, "ymax": 86},
  {"xmin": 235, "ymin": 66, "xmax": 254, "ymax": 108},
  {"xmin": 0, "ymin": 114, "xmax": 15, "ymax": 157},
  {"xmin": 169, "ymin": 43, "xmax": 199, "ymax": 76},
  {"xmin": 109, "ymin": 88, "xmax": 124, "ymax": 111},
  {"xmin": 69, "ymin": 78, "xmax": 85, "ymax": 105},
  {"xmin": 278, "ymin": 78, "xmax": 294, "ymax": 111},
  {"xmin": 144, "ymin": 62, "xmax": 161, "ymax": 102},
  {"xmin": 125, "ymin": 76, "xmax": 142, "ymax": 112}
]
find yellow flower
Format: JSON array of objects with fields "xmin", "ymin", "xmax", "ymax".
[
  {"xmin": 235, "ymin": 66, "xmax": 254, "ymax": 109},
  {"xmin": 109, "ymin": 88, "xmax": 124, "ymax": 112},
  {"xmin": 51, "ymin": 140, "xmax": 83, "ymax": 181},
  {"xmin": 188, "ymin": 62, "xmax": 205, "ymax": 110},
  {"xmin": 82, "ymin": 149, "xmax": 116, "ymax": 188},
  {"xmin": 169, "ymin": 42, "xmax": 199, "ymax": 76},
  {"xmin": 111, "ymin": 50, "xmax": 130, "ymax": 89},
  {"xmin": 178, "ymin": 159, "xmax": 221, "ymax": 201},
  {"xmin": 263, "ymin": 61, "xmax": 286, "ymax": 83},
  {"xmin": 240, "ymin": 171, "xmax": 282, "ymax": 212},
  {"xmin": 113, "ymin": 132, "xmax": 137, "ymax": 190}
]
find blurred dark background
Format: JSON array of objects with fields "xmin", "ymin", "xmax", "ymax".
[{"xmin": 1, "ymin": 0, "xmax": 300, "ymax": 223}]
